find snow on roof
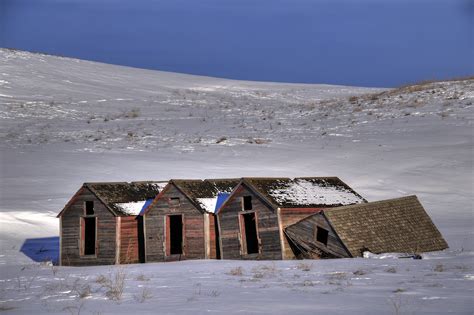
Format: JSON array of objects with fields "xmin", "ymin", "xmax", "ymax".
[
  {"xmin": 196, "ymin": 198, "xmax": 218, "ymax": 213},
  {"xmin": 113, "ymin": 200, "xmax": 148, "ymax": 216},
  {"xmin": 151, "ymin": 182, "xmax": 169, "ymax": 190},
  {"xmin": 268, "ymin": 178, "xmax": 364, "ymax": 206},
  {"xmin": 172, "ymin": 179, "xmax": 239, "ymax": 213}
]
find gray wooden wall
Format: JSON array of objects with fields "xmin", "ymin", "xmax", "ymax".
[
  {"xmin": 218, "ymin": 185, "xmax": 282, "ymax": 260},
  {"xmin": 60, "ymin": 188, "xmax": 117, "ymax": 266},
  {"xmin": 144, "ymin": 185, "xmax": 205, "ymax": 262}
]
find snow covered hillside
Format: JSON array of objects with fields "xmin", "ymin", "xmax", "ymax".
[{"xmin": 0, "ymin": 49, "xmax": 472, "ymax": 313}]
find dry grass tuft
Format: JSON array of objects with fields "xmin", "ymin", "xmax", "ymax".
[
  {"xmin": 385, "ymin": 267, "xmax": 397, "ymax": 273},
  {"xmin": 227, "ymin": 266, "xmax": 244, "ymax": 276},
  {"xmin": 96, "ymin": 268, "xmax": 126, "ymax": 301},
  {"xmin": 296, "ymin": 262, "xmax": 312, "ymax": 272}
]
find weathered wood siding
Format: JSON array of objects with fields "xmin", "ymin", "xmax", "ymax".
[
  {"xmin": 60, "ymin": 188, "xmax": 117, "ymax": 266},
  {"xmin": 218, "ymin": 185, "xmax": 282, "ymax": 260},
  {"xmin": 119, "ymin": 216, "xmax": 139, "ymax": 264},
  {"xmin": 144, "ymin": 185, "xmax": 205, "ymax": 262},
  {"xmin": 285, "ymin": 212, "xmax": 350, "ymax": 258},
  {"xmin": 279, "ymin": 208, "xmax": 324, "ymax": 259}
]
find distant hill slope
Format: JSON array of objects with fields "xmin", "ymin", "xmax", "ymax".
[{"xmin": 1, "ymin": 49, "xmax": 471, "ymax": 153}]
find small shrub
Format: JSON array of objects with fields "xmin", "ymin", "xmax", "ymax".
[
  {"xmin": 95, "ymin": 275, "xmax": 108, "ymax": 285},
  {"xmin": 327, "ymin": 272, "xmax": 347, "ymax": 281},
  {"xmin": 78, "ymin": 285, "xmax": 92, "ymax": 299},
  {"xmin": 392, "ymin": 288, "xmax": 406, "ymax": 293},
  {"xmin": 253, "ymin": 138, "xmax": 271, "ymax": 144},
  {"xmin": 369, "ymin": 94, "xmax": 379, "ymax": 101},
  {"xmin": 216, "ymin": 136, "xmax": 227, "ymax": 144},
  {"xmin": 302, "ymin": 280, "xmax": 314, "ymax": 287},
  {"xmin": 353, "ymin": 269, "xmax": 367, "ymax": 276},
  {"xmin": 206, "ymin": 290, "xmax": 221, "ymax": 297},
  {"xmin": 228, "ymin": 266, "xmax": 243, "ymax": 276},
  {"xmin": 253, "ymin": 272, "xmax": 264, "ymax": 279},
  {"xmin": 97, "ymin": 268, "xmax": 126, "ymax": 301},
  {"xmin": 135, "ymin": 274, "xmax": 150, "ymax": 281},
  {"xmin": 124, "ymin": 108, "xmax": 140, "ymax": 118},
  {"xmin": 349, "ymin": 96, "xmax": 358, "ymax": 104},
  {"xmin": 296, "ymin": 262, "xmax": 312, "ymax": 272},
  {"xmin": 134, "ymin": 287, "xmax": 152, "ymax": 303}
]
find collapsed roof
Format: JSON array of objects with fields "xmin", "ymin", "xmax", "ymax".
[{"xmin": 285, "ymin": 195, "xmax": 448, "ymax": 258}]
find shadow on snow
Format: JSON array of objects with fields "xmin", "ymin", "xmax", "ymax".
[{"xmin": 20, "ymin": 236, "xmax": 59, "ymax": 265}]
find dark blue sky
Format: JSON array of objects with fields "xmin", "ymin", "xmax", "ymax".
[{"xmin": 1, "ymin": 0, "xmax": 473, "ymax": 87}]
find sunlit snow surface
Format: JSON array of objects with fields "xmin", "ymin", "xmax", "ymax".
[
  {"xmin": 196, "ymin": 198, "xmax": 218, "ymax": 214},
  {"xmin": 0, "ymin": 49, "xmax": 473, "ymax": 314},
  {"xmin": 113, "ymin": 201, "xmax": 147, "ymax": 216}
]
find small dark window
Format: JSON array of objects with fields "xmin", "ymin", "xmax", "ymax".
[
  {"xmin": 85, "ymin": 201, "xmax": 94, "ymax": 215},
  {"xmin": 316, "ymin": 227, "xmax": 329, "ymax": 246},
  {"xmin": 168, "ymin": 197, "xmax": 180, "ymax": 207},
  {"xmin": 242, "ymin": 196, "xmax": 252, "ymax": 210}
]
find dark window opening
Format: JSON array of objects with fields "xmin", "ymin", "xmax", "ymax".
[
  {"xmin": 169, "ymin": 215, "xmax": 183, "ymax": 255},
  {"xmin": 85, "ymin": 201, "xmax": 94, "ymax": 215},
  {"xmin": 316, "ymin": 227, "xmax": 329, "ymax": 246},
  {"xmin": 242, "ymin": 196, "xmax": 252, "ymax": 210},
  {"xmin": 168, "ymin": 197, "xmax": 180, "ymax": 208},
  {"xmin": 242, "ymin": 212, "xmax": 259, "ymax": 254},
  {"xmin": 83, "ymin": 217, "xmax": 96, "ymax": 255}
]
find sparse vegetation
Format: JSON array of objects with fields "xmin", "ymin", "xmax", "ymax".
[
  {"xmin": 385, "ymin": 267, "xmax": 397, "ymax": 273},
  {"xmin": 134, "ymin": 287, "xmax": 153, "ymax": 303},
  {"xmin": 353, "ymin": 269, "xmax": 367, "ymax": 276},
  {"xmin": 216, "ymin": 136, "xmax": 227, "ymax": 144},
  {"xmin": 228, "ymin": 266, "xmax": 244, "ymax": 276},
  {"xmin": 135, "ymin": 274, "xmax": 150, "ymax": 281},
  {"xmin": 96, "ymin": 268, "xmax": 126, "ymax": 301},
  {"xmin": 296, "ymin": 262, "xmax": 312, "ymax": 272}
]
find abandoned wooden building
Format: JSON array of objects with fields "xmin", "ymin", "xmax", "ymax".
[
  {"xmin": 57, "ymin": 181, "xmax": 167, "ymax": 266},
  {"xmin": 57, "ymin": 177, "xmax": 448, "ymax": 266},
  {"xmin": 284, "ymin": 195, "xmax": 449, "ymax": 259},
  {"xmin": 142, "ymin": 178, "xmax": 239, "ymax": 262},
  {"xmin": 216, "ymin": 177, "xmax": 367, "ymax": 260}
]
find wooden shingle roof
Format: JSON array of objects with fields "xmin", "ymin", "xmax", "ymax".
[
  {"xmin": 85, "ymin": 181, "xmax": 167, "ymax": 216},
  {"xmin": 243, "ymin": 177, "xmax": 366, "ymax": 208},
  {"xmin": 323, "ymin": 195, "xmax": 448, "ymax": 256},
  {"xmin": 171, "ymin": 178, "xmax": 240, "ymax": 213}
]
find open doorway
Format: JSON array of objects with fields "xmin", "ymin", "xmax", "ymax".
[
  {"xmin": 167, "ymin": 215, "xmax": 183, "ymax": 255},
  {"xmin": 214, "ymin": 215, "xmax": 221, "ymax": 259},
  {"xmin": 240, "ymin": 212, "xmax": 259, "ymax": 254},
  {"xmin": 81, "ymin": 217, "xmax": 96, "ymax": 256}
]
